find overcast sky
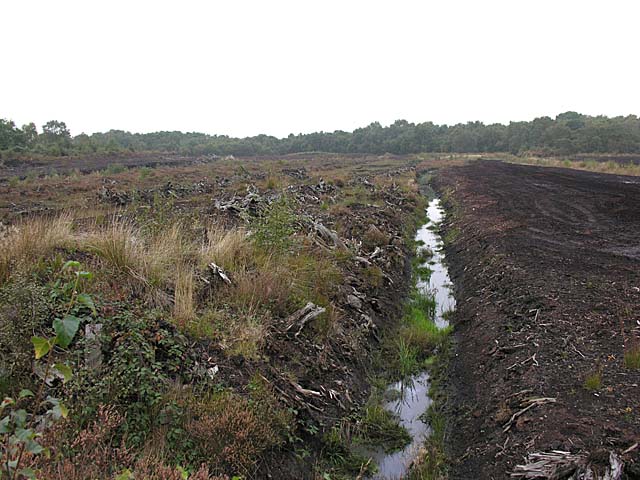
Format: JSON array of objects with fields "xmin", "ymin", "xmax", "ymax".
[{"xmin": 2, "ymin": 0, "xmax": 638, "ymax": 138}]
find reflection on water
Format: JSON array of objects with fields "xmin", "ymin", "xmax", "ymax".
[{"xmin": 367, "ymin": 197, "xmax": 454, "ymax": 479}]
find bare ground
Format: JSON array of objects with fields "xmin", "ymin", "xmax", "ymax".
[{"xmin": 435, "ymin": 160, "xmax": 640, "ymax": 478}]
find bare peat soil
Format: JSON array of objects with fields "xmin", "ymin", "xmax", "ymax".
[{"xmin": 435, "ymin": 160, "xmax": 640, "ymax": 478}]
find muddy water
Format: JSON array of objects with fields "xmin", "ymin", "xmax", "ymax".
[{"xmin": 368, "ymin": 197, "xmax": 454, "ymax": 479}]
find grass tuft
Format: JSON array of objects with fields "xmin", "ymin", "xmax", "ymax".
[
  {"xmin": 0, "ymin": 213, "xmax": 74, "ymax": 285},
  {"xmin": 173, "ymin": 264, "xmax": 195, "ymax": 324},
  {"xmin": 624, "ymin": 343, "xmax": 640, "ymax": 369},
  {"xmin": 86, "ymin": 220, "xmax": 143, "ymax": 277},
  {"xmin": 584, "ymin": 370, "xmax": 603, "ymax": 391},
  {"xmin": 359, "ymin": 403, "xmax": 411, "ymax": 451}
]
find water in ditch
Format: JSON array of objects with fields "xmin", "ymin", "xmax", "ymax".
[{"xmin": 367, "ymin": 197, "xmax": 455, "ymax": 479}]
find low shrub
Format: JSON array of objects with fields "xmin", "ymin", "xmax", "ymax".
[{"xmin": 187, "ymin": 391, "xmax": 286, "ymax": 475}]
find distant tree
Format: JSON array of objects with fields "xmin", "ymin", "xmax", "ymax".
[
  {"xmin": 42, "ymin": 120, "xmax": 70, "ymax": 141},
  {"xmin": 21, "ymin": 122, "xmax": 38, "ymax": 147},
  {"xmin": 0, "ymin": 119, "xmax": 26, "ymax": 151},
  {"xmin": 5, "ymin": 112, "xmax": 640, "ymax": 157},
  {"xmin": 41, "ymin": 120, "xmax": 71, "ymax": 154}
]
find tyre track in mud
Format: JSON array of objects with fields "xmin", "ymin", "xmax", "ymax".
[{"xmin": 434, "ymin": 160, "xmax": 640, "ymax": 479}]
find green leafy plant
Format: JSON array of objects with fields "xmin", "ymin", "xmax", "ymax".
[
  {"xmin": 1, "ymin": 260, "xmax": 95, "ymax": 479},
  {"xmin": 252, "ymin": 196, "xmax": 297, "ymax": 253}
]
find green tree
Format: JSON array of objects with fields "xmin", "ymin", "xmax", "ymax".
[
  {"xmin": 21, "ymin": 123, "xmax": 38, "ymax": 148},
  {"xmin": 41, "ymin": 120, "xmax": 71, "ymax": 154},
  {"xmin": 0, "ymin": 119, "xmax": 26, "ymax": 151}
]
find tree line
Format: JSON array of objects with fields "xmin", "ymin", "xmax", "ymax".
[{"xmin": 2, "ymin": 112, "xmax": 640, "ymax": 157}]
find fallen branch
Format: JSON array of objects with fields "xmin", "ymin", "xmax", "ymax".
[
  {"xmin": 507, "ymin": 352, "xmax": 539, "ymax": 370},
  {"xmin": 208, "ymin": 262, "xmax": 231, "ymax": 285},
  {"xmin": 284, "ymin": 302, "xmax": 327, "ymax": 337},
  {"xmin": 314, "ymin": 222, "xmax": 345, "ymax": 249},
  {"xmin": 290, "ymin": 381, "xmax": 323, "ymax": 397},
  {"xmin": 503, "ymin": 397, "xmax": 556, "ymax": 433}
]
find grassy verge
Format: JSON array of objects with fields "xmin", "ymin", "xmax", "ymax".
[{"xmin": 500, "ymin": 153, "xmax": 640, "ymax": 176}]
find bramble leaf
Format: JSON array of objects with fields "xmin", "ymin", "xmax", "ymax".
[
  {"xmin": 115, "ymin": 469, "xmax": 134, "ymax": 480},
  {"xmin": 54, "ymin": 363, "xmax": 72, "ymax": 383},
  {"xmin": 19, "ymin": 389, "xmax": 34, "ymax": 399},
  {"xmin": 63, "ymin": 260, "xmax": 81, "ymax": 271},
  {"xmin": 25, "ymin": 438, "xmax": 43, "ymax": 455},
  {"xmin": 51, "ymin": 402, "xmax": 68, "ymax": 419},
  {"xmin": 18, "ymin": 468, "xmax": 37, "ymax": 479},
  {"xmin": 31, "ymin": 336, "xmax": 51, "ymax": 359},
  {"xmin": 53, "ymin": 315, "xmax": 80, "ymax": 348},
  {"xmin": 12, "ymin": 409, "xmax": 27, "ymax": 428},
  {"xmin": 0, "ymin": 416, "xmax": 10, "ymax": 433},
  {"xmin": 15, "ymin": 427, "xmax": 34, "ymax": 442},
  {"xmin": 77, "ymin": 293, "xmax": 97, "ymax": 315}
]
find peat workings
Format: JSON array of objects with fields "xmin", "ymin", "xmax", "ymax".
[{"xmin": 435, "ymin": 160, "xmax": 640, "ymax": 479}]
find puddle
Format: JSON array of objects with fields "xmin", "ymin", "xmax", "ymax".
[{"xmin": 367, "ymin": 197, "xmax": 454, "ymax": 479}]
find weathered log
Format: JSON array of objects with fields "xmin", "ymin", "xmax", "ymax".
[
  {"xmin": 208, "ymin": 262, "xmax": 231, "ymax": 285},
  {"xmin": 285, "ymin": 302, "xmax": 327, "ymax": 337},
  {"xmin": 313, "ymin": 222, "xmax": 345, "ymax": 249},
  {"xmin": 511, "ymin": 450, "xmax": 624, "ymax": 479}
]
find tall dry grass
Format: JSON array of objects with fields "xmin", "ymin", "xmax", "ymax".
[
  {"xmin": 0, "ymin": 213, "xmax": 342, "ymax": 357},
  {"xmin": 173, "ymin": 264, "xmax": 195, "ymax": 324},
  {"xmin": 0, "ymin": 213, "xmax": 74, "ymax": 284},
  {"xmin": 200, "ymin": 227, "xmax": 253, "ymax": 272},
  {"xmin": 85, "ymin": 221, "xmax": 144, "ymax": 278}
]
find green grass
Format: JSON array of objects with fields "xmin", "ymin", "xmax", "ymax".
[
  {"xmin": 105, "ymin": 163, "xmax": 126, "ymax": 174},
  {"xmin": 415, "ymin": 265, "xmax": 433, "ymax": 282},
  {"xmin": 358, "ymin": 403, "xmax": 411, "ymax": 452},
  {"xmin": 416, "ymin": 247, "xmax": 434, "ymax": 264},
  {"xmin": 396, "ymin": 338, "xmax": 420, "ymax": 378},
  {"xmin": 442, "ymin": 226, "xmax": 459, "ymax": 245},
  {"xmin": 138, "ymin": 166, "xmax": 154, "ymax": 179},
  {"xmin": 406, "ymin": 335, "xmax": 453, "ymax": 479},
  {"xmin": 624, "ymin": 344, "xmax": 640, "ymax": 369},
  {"xmin": 402, "ymin": 295, "xmax": 451, "ymax": 347},
  {"xmin": 406, "ymin": 398, "xmax": 449, "ymax": 479},
  {"xmin": 322, "ymin": 425, "xmax": 376, "ymax": 478},
  {"xmin": 390, "ymin": 290, "xmax": 452, "ymax": 379},
  {"xmin": 584, "ymin": 371, "xmax": 602, "ymax": 391}
]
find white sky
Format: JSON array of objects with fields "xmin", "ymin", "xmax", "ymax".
[{"xmin": 1, "ymin": 0, "xmax": 638, "ymax": 138}]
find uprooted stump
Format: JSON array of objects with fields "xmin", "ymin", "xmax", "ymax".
[
  {"xmin": 313, "ymin": 222, "xmax": 345, "ymax": 249},
  {"xmin": 511, "ymin": 450, "xmax": 624, "ymax": 479},
  {"xmin": 284, "ymin": 302, "xmax": 326, "ymax": 338}
]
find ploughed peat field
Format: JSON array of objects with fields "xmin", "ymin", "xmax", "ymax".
[
  {"xmin": 437, "ymin": 160, "xmax": 640, "ymax": 478},
  {"xmin": 1, "ymin": 153, "xmax": 639, "ymax": 479}
]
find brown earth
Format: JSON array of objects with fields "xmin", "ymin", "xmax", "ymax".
[{"xmin": 435, "ymin": 160, "xmax": 640, "ymax": 478}]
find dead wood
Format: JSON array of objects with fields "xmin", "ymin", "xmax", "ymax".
[
  {"xmin": 511, "ymin": 450, "xmax": 624, "ymax": 479},
  {"xmin": 503, "ymin": 397, "xmax": 556, "ymax": 433},
  {"xmin": 284, "ymin": 302, "xmax": 327, "ymax": 337}
]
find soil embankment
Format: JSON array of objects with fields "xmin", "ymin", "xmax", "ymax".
[{"xmin": 435, "ymin": 160, "xmax": 640, "ymax": 478}]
